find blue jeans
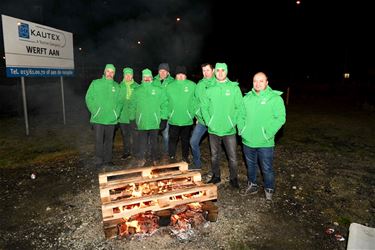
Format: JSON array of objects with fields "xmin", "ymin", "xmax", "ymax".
[
  {"xmin": 209, "ymin": 134, "xmax": 238, "ymax": 181},
  {"xmin": 161, "ymin": 123, "xmax": 169, "ymax": 154},
  {"xmin": 243, "ymin": 145, "xmax": 275, "ymax": 190},
  {"xmin": 189, "ymin": 122, "xmax": 207, "ymax": 167}
]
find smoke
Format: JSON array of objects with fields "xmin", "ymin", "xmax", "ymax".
[
  {"xmin": 1, "ymin": 0, "xmax": 213, "ymax": 73},
  {"xmin": 81, "ymin": 0, "xmax": 213, "ymax": 74},
  {"xmin": 0, "ymin": 0, "xmax": 213, "ymax": 117}
]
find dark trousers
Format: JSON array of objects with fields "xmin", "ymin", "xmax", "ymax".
[
  {"xmin": 137, "ymin": 130, "xmax": 159, "ymax": 161},
  {"xmin": 209, "ymin": 133, "xmax": 238, "ymax": 181},
  {"xmin": 168, "ymin": 124, "xmax": 192, "ymax": 159},
  {"xmin": 119, "ymin": 121, "xmax": 137, "ymax": 156},
  {"xmin": 94, "ymin": 124, "xmax": 115, "ymax": 165}
]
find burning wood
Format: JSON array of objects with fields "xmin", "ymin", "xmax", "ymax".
[
  {"xmin": 116, "ymin": 202, "xmax": 208, "ymax": 239},
  {"xmin": 117, "ymin": 212, "xmax": 159, "ymax": 238},
  {"xmin": 98, "ymin": 162, "xmax": 218, "ymax": 239},
  {"xmin": 110, "ymin": 178, "xmax": 199, "ymax": 201}
]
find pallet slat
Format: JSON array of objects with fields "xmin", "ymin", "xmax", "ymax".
[
  {"xmin": 100, "ymin": 171, "xmax": 202, "ymax": 204},
  {"xmin": 101, "ymin": 184, "xmax": 217, "ymax": 221},
  {"xmin": 98, "ymin": 162, "xmax": 189, "ymax": 187}
]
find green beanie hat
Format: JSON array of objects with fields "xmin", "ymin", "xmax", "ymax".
[
  {"xmin": 104, "ymin": 64, "xmax": 116, "ymax": 73},
  {"xmin": 142, "ymin": 68, "xmax": 153, "ymax": 78},
  {"xmin": 123, "ymin": 67, "xmax": 133, "ymax": 75},
  {"xmin": 215, "ymin": 62, "xmax": 227, "ymax": 74}
]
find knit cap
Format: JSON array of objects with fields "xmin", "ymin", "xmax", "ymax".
[
  {"xmin": 123, "ymin": 67, "xmax": 133, "ymax": 75},
  {"xmin": 142, "ymin": 68, "xmax": 153, "ymax": 78},
  {"xmin": 158, "ymin": 63, "xmax": 170, "ymax": 72},
  {"xmin": 215, "ymin": 62, "xmax": 227, "ymax": 74},
  {"xmin": 104, "ymin": 64, "xmax": 116, "ymax": 73}
]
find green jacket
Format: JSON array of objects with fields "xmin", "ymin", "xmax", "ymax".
[
  {"xmin": 153, "ymin": 74, "xmax": 175, "ymax": 88},
  {"xmin": 238, "ymin": 86, "xmax": 286, "ymax": 148},
  {"xmin": 166, "ymin": 79, "xmax": 196, "ymax": 126},
  {"xmin": 118, "ymin": 80, "xmax": 139, "ymax": 123},
  {"xmin": 201, "ymin": 79, "xmax": 244, "ymax": 136},
  {"xmin": 85, "ymin": 76, "xmax": 122, "ymax": 125},
  {"xmin": 194, "ymin": 77, "xmax": 215, "ymax": 125},
  {"xmin": 131, "ymin": 81, "xmax": 168, "ymax": 130}
]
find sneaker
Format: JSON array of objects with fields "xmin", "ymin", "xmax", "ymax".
[
  {"xmin": 207, "ymin": 176, "xmax": 221, "ymax": 184},
  {"xmin": 240, "ymin": 182, "xmax": 259, "ymax": 196},
  {"xmin": 202, "ymin": 172, "xmax": 213, "ymax": 182},
  {"xmin": 265, "ymin": 188, "xmax": 274, "ymax": 201},
  {"xmin": 229, "ymin": 178, "xmax": 240, "ymax": 189},
  {"xmin": 188, "ymin": 164, "xmax": 201, "ymax": 171},
  {"xmin": 121, "ymin": 153, "xmax": 131, "ymax": 160}
]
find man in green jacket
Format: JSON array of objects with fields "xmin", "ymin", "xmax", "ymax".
[
  {"xmin": 201, "ymin": 63, "xmax": 245, "ymax": 188},
  {"xmin": 238, "ymin": 72, "xmax": 286, "ymax": 201},
  {"xmin": 85, "ymin": 64, "xmax": 122, "ymax": 168},
  {"xmin": 118, "ymin": 67, "xmax": 139, "ymax": 160},
  {"xmin": 154, "ymin": 63, "xmax": 174, "ymax": 157},
  {"xmin": 131, "ymin": 68, "xmax": 168, "ymax": 166},
  {"xmin": 189, "ymin": 63, "xmax": 215, "ymax": 170},
  {"xmin": 165, "ymin": 66, "xmax": 196, "ymax": 163}
]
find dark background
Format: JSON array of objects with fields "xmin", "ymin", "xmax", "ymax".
[{"xmin": 0, "ymin": 0, "xmax": 374, "ymax": 117}]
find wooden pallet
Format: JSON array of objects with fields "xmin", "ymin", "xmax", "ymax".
[
  {"xmin": 99, "ymin": 162, "xmax": 201, "ymax": 204},
  {"xmin": 102, "ymin": 184, "xmax": 217, "ymax": 239},
  {"xmin": 98, "ymin": 162, "xmax": 217, "ymax": 239},
  {"xmin": 98, "ymin": 162, "xmax": 189, "ymax": 187},
  {"xmin": 99, "ymin": 171, "xmax": 202, "ymax": 204},
  {"xmin": 101, "ymin": 183, "xmax": 217, "ymax": 221}
]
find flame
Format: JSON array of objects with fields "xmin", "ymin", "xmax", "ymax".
[
  {"xmin": 126, "ymin": 220, "xmax": 141, "ymax": 233},
  {"xmin": 187, "ymin": 202, "xmax": 202, "ymax": 210},
  {"xmin": 171, "ymin": 214, "xmax": 180, "ymax": 224},
  {"xmin": 132, "ymin": 188, "xmax": 142, "ymax": 197}
]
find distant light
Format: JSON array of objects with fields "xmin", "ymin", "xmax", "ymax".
[
  {"xmin": 344, "ymin": 73, "xmax": 350, "ymax": 79},
  {"xmin": 78, "ymin": 47, "xmax": 82, "ymax": 51},
  {"xmin": 296, "ymin": 1, "xmax": 301, "ymax": 5},
  {"xmin": 17, "ymin": 22, "xmax": 21, "ymax": 26},
  {"xmin": 137, "ymin": 41, "xmax": 141, "ymax": 45},
  {"xmin": 2, "ymin": 56, "xmax": 5, "ymax": 60},
  {"xmin": 176, "ymin": 17, "xmax": 181, "ymax": 22}
]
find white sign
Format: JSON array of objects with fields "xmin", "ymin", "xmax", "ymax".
[{"xmin": 2, "ymin": 14, "xmax": 74, "ymax": 77}]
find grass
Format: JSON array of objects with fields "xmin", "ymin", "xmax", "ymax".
[{"xmin": 1, "ymin": 97, "xmax": 374, "ymax": 169}]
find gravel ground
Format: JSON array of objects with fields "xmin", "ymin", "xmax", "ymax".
[{"xmin": 1, "ymin": 100, "xmax": 374, "ymax": 249}]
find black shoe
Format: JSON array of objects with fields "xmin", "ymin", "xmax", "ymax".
[
  {"xmin": 136, "ymin": 159, "xmax": 147, "ymax": 167},
  {"xmin": 182, "ymin": 157, "xmax": 191, "ymax": 164},
  {"xmin": 169, "ymin": 156, "xmax": 177, "ymax": 164},
  {"xmin": 121, "ymin": 153, "xmax": 131, "ymax": 160},
  {"xmin": 103, "ymin": 162, "xmax": 114, "ymax": 167},
  {"xmin": 207, "ymin": 176, "xmax": 221, "ymax": 184},
  {"xmin": 230, "ymin": 178, "xmax": 240, "ymax": 189}
]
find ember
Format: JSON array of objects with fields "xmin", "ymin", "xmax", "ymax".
[
  {"xmin": 117, "ymin": 203, "xmax": 209, "ymax": 239},
  {"xmin": 98, "ymin": 162, "xmax": 218, "ymax": 239}
]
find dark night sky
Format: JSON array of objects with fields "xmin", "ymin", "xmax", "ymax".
[{"xmin": 0, "ymin": 0, "xmax": 374, "ymax": 83}]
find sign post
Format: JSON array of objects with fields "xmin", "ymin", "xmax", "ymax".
[
  {"xmin": 60, "ymin": 76, "xmax": 66, "ymax": 125},
  {"xmin": 20, "ymin": 77, "xmax": 29, "ymax": 135},
  {"xmin": 2, "ymin": 14, "xmax": 74, "ymax": 134}
]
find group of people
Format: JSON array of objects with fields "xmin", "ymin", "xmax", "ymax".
[{"xmin": 85, "ymin": 62, "xmax": 286, "ymax": 201}]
